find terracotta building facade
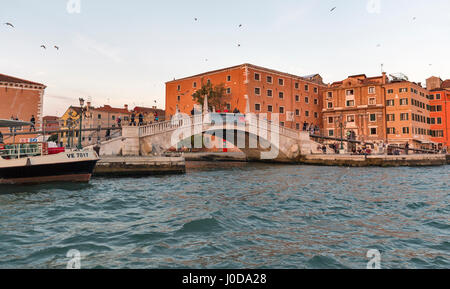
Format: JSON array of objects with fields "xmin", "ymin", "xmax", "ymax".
[
  {"xmin": 0, "ymin": 73, "xmax": 46, "ymax": 141},
  {"xmin": 427, "ymin": 76, "xmax": 450, "ymax": 149},
  {"xmin": 166, "ymin": 64, "xmax": 326, "ymax": 131}
]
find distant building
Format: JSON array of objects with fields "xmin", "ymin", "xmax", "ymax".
[
  {"xmin": 0, "ymin": 73, "xmax": 46, "ymax": 142},
  {"xmin": 427, "ymin": 76, "xmax": 450, "ymax": 149},
  {"xmin": 323, "ymin": 73, "xmax": 437, "ymax": 150},
  {"xmin": 166, "ymin": 63, "xmax": 326, "ymax": 130},
  {"xmin": 322, "ymin": 73, "xmax": 388, "ymax": 148},
  {"xmin": 133, "ymin": 106, "xmax": 166, "ymax": 124}
]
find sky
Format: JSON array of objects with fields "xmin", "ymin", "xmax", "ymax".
[{"xmin": 1, "ymin": 0, "xmax": 450, "ymax": 116}]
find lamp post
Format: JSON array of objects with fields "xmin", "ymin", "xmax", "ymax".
[
  {"xmin": 78, "ymin": 98, "xmax": 85, "ymax": 150},
  {"xmin": 335, "ymin": 114, "xmax": 346, "ymax": 152}
]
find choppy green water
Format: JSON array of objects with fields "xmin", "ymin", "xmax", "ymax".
[{"xmin": 0, "ymin": 163, "xmax": 449, "ymax": 269}]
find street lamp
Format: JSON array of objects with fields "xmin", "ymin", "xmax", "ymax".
[
  {"xmin": 335, "ymin": 114, "xmax": 346, "ymax": 152},
  {"xmin": 78, "ymin": 98, "xmax": 85, "ymax": 150}
]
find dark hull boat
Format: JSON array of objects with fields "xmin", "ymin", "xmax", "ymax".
[{"xmin": 0, "ymin": 145, "xmax": 99, "ymax": 185}]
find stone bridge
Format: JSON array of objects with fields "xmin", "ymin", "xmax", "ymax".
[{"xmin": 98, "ymin": 113, "xmax": 324, "ymax": 163}]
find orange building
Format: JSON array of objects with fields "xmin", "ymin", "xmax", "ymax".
[
  {"xmin": 166, "ymin": 64, "xmax": 326, "ymax": 130},
  {"xmin": 427, "ymin": 77, "xmax": 450, "ymax": 149},
  {"xmin": 0, "ymin": 73, "xmax": 46, "ymax": 141},
  {"xmin": 322, "ymin": 73, "xmax": 388, "ymax": 146},
  {"xmin": 323, "ymin": 73, "xmax": 437, "ymax": 150},
  {"xmin": 384, "ymin": 78, "xmax": 432, "ymax": 148}
]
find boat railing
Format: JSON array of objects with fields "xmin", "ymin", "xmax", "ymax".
[{"xmin": 0, "ymin": 143, "xmax": 47, "ymax": 159}]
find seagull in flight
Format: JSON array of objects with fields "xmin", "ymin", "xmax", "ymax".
[
  {"xmin": 4, "ymin": 22, "xmax": 14, "ymax": 28},
  {"xmin": 40, "ymin": 45, "xmax": 46, "ymax": 49},
  {"xmin": 54, "ymin": 45, "xmax": 60, "ymax": 50},
  {"xmin": 194, "ymin": 18, "xmax": 198, "ymax": 21},
  {"xmin": 330, "ymin": 7, "xmax": 337, "ymax": 12},
  {"xmin": 239, "ymin": 24, "xmax": 243, "ymax": 28},
  {"xmin": 237, "ymin": 43, "xmax": 241, "ymax": 47}
]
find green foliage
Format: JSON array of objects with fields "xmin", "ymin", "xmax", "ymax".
[{"xmin": 192, "ymin": 82, "xmax": 229, "ymax": 111}]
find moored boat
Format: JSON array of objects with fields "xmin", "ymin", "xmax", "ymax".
[{"xmin": 0, "ymin": 119, "xmax": 99, "ymax": 185}]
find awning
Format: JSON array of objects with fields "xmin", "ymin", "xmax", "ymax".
[{"xmin": 0, "ymin": 119, "xmax": 32, "ymax": 128}]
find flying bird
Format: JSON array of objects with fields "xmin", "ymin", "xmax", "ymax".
[
  {"xmin": 194, "ymin": 18, "xmax": 198, "ymax": 21},
  {"xmin": 40, "ymin": 45, "xmax": 46, "ymax": 49},
  {"xmin": 239, "ymin": 24, "xmax": 243, "ymax": 28},
  {"xmin": 330, "ymin": 7, "xmax": 336, "ymax": 12},
  {"xmin": 413, "ymin": 17, "xmax": 416, "ymax": 20},
  {"xmin": 237, "ymin": 43, "xmax": 241, "ymax": 47},
  {"xmin": 4, "ymin": 22, "xmax": 14, "ymax": 28},
  {"xmin": 376, "ymin": 44, "xmax": 381, "ymax": 48},
  {"xmin": 54, "ymin": 45, "xmax": 60, "ymax": 50}
]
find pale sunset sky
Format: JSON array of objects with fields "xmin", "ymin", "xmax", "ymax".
[{"xmin": 1, "ymin": 0, "xmax": 450, "ymax": 116}]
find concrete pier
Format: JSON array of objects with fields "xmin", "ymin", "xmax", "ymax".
[
  {"xmin": 94, "ymin": 156, "xmax": 186, "ymax": 177},
  {"xmin": 302, "ymin": 154, "xmax": 447, "ymax": 167}
]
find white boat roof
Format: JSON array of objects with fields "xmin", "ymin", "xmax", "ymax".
[{"xmin": 0, "ymin": 119, "xmax": 32, "ymax": 128}]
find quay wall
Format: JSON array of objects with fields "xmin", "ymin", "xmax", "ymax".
[
  {"xmin": 94, "ymin": 156, "xmax": 186, "ymax": 177},
  {"xmin": 301, "ymin": 154, "xmax": 447, "ymax": 167}
]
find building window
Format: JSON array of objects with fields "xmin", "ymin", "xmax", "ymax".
[
  {"xmin": 346, "ymin": 89, "xmax": 354, "ymax": 96},
  {"xmin": 402, "ymin": 127, "xmax": 410, "ymax": 134},
  {"xmin": 305, "ymin": 85, "xmax": 309, "ymax": 91},
  {"xmin": 387, "ymin": 114, "xmax": 395, "ymax": 121},
  {"xmin": 437, "ymin": 117, "xmax": 442, "ymax": 124},
  {"xmin": 368, "ymin": 87, "xmax": 375, "ymax": 94},
  {"xmin": 387, "ymin": 128, "xmax": 396, "ymax": 134},
  {"xmin": 327, "ymin": 102, "xmax": 333, "ymax": 109},
  {"xmin": 112, "ymin": 115, "xmax": 116, "ymax": 120},
  {"xmin": 399, "ymin": 88, "xmax": 408, "ymax": 93},
  {"xmin": 400, "ymin": 98, "xmax": 408, "ymax": 105},
  {"xmin": 227, "ymin": 75, "xmax": 231, "ymax": 82},
  {"xmin": 177, "ymin": 85, "xmax": 181, "ymax": 91},
  {"xmin": 328, "ymin": 129, "xmax": 334, "ymax": 137},
  {"xmin": 436, "ymin": 94, "xmax": 441, "ymax": 100},
  {"xmin": 295, "ymin": 83, "xmax": 299, "ymax": 89},
  {"xmin": 255, "ymin": 87, "xmax": 261, "ymax": 95},
  {"xmin": 314, "ymin": 98, "xmax": 318, "ymax": 105},
  {"xmin": 98, "ymin": 114, "xmax": 102, "ymax": 119},
  {"xmin": 370, "ymin": 128, "xmax": 378, "ymax": 135},
  {"xmin": 255, "ymin": 73, "xmax": 260, "ymax": 81},
  {"xmin": 386, "ymin": 100, "xmax": 395, "ymax": 106},
  {"xmin": 346, "ymin": 100, "xmax": 355, "ymax": 107},
  {"xmin": 400, "ymin": 113, "xmax": 409, "ymax": 121},
  {"xmin": 295, "ymin": 95, "xmax": 300, "ymax": 102},
  {"xmin": 305, "ymin": 97, "xmax": 309, "ymax": 104},
  {"xmin": 295, "ymin": 109, "xmax": 300, "ymax": 116},
  {"xmin": 296, "ymin": 123, "xmax": 300, "ymax": 130},
  {"xmin": 278, "ymin": 78, "xmax": 284, "ymax": 86},
  {"xmin": 177, "ymin": 95, "xmax": 181, "ymax": 102},
  {"xmin": 370, "ymin": 114, "xmax": 376, "ymax": 122},
  {"xmin": 314, "ymin": 112, "xmax": 318, "ymax": 118},
  {"xmin": 193, "ymin": 82, "xmax": 197, "ymax": 88},
  {"xmin": 328, "ymin": 117, "xmax": 334, "ymax": 124},
  {"xmin": 327, "ymin": 92, "xmax": 333, "ymax": 98},
  {"xmin": 280, "ymin": 122, "xmax": 285, "ymax": 127},
  {"xmin": 347, "ymin": 115, "xmax": 355, "ymax": 123},
  {"xmin": 255, "ymin": 103, "xmax": 261, "ymax": 111},
  {"xmin": 267, "ymin": 89, "xmax": 273, "ymax": 97},
  {"xmin": 225, "ymin": 88, "xmax": 231, "ymax": 94},
  {"xmin": 387, "ymin": 89, "xmax": 394, "ymax": 94},
  {"xmin": 279, "ymin": 92, "xmax": 284, "ymax": 99},
  {"xmin": 267, "ymin": 76, "xmax": 273, "ymax": 83},
  {"xmin": 437, "ymin": 105, "xmax": 442, "ymax": 112},
  {"xmin": 314, "ymin": 87, "xmax": 318, "ymax": 93},
  {"xmin": 268, "ymin": 105, "xmax": 273, "ymax": 112},
  {"xmin": 207, "ymin": 79, "xmax": 211, "ymax": 85},
  {"xmin": 305, "ymin": 111, "xmax": 309, "ymax": 117},
  {"xmin": 369, "ymin": 98, "xmax": 376, "ymax": 105},
  {"xmin": 279, "ymin": 107, "xmax": 285, "ymax": 114}
]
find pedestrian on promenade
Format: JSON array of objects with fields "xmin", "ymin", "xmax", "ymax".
[
  {"xmin": 130, "ymin": 113, "xmax": 136, "ymax": 126},
  {"xmin": 30, "ymin": 115, "xmax": 36, "ymax": 131},
  {"xmin": 117, "ymin": 116, "xmax": 122, "ymax": 127},
  {"xmin": 405, "ymin": 143, "xmax": 409, "ymax": 155},
  {"xmin": 303, "ymin": 122, "xmax": 308, "ymax": 131},
  {"xmin": 138, "ymin": 113, "xmax": 144, "ymax": 126},
  {"xmin": 154, "ymin": 112, "xmax": 159, "ymax": 122},
  {"xmin": 322, "ymin": 145, "xmax": 327, "ymax": 154},
  {"xmin": 0, "ymin": 131, "xmax": 3, "ymax": 144}
]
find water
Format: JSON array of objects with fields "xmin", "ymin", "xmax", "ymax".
[{"xmin": 0, "ymin": 163, "xmax": 448, "ymax": 269}]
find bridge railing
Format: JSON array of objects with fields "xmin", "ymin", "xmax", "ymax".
[{"xmin": 138, "ymin": 113, "xmax": 304, "ymax": 140}]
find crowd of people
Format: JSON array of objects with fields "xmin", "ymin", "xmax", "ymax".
[{"xmin": 115, "ymin": 111, "xmax": 161, "ymax": 127}]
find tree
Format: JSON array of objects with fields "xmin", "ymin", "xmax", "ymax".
[{"xmin": 192, "ymin": 82, "xmax": 229, "ymax": 111}]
